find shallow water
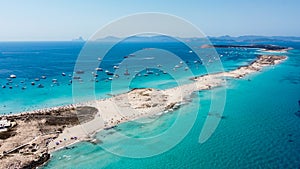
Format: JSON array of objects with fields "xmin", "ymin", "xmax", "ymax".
[{"xmin": 1, "ymin": 40, "xmax": 299, "ymax": 168}]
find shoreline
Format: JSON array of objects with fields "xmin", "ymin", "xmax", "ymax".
[
  {"xmin": 48, "ymin": 55, "xmax": 288, "ymax": 154},
  {"xmin": 0, "ymin": 54, "xmax": 287, "ymax": 168}
]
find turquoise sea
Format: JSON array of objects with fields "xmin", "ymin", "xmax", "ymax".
[{"xmin": 0, "ymin": 38, "xmax": 300, "ymax": 168}]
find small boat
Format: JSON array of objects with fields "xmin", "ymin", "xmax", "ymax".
[
  {"xmin": 108, "ymin": 77, "xmax": 113, "ymax": 80},
  {"xmin": 175, "ymin": 65, "xmax": 180, "ymax": 68},
  {"xmin": 76, "ymin": 70, "xmax": 85, "ymax": 74},
  {"xmin": 163, "ymin": 71, "xmax": 167, "ymax": 74},
  {"xmin": 52, "ymin": 79, "xmax": 58, "ymax": 83},
  {"xmin": 31, "ymin": 82, "xmax": 35, "ymax": 85},
  {"xmin": 98, "ymin": 57, "xmax": 102, "ymax": 61},
  {"xmin": 105, "ymin": 70, "xmax": 109, "ymax": 73},
  {"xmin": 146, "ymin": 70, "xmax": 154, "ymax": 74},
  {"xmin": 73, "ymin": 76, "xmax": 81, "ymax": 80},
  {"xmin": 9, "ymin": 86, "xmax": 12, "ymax": 89},
  {"xmin": 106, "ymin": 72, "xmax": 114, "ymax": 76},
  {"xmin": 157, "ymin": 64, "xmax": 162, "ymax": 67},
  {"xmin": 2, "ymin": 85, "xmax": 6, "ymax": 88},
  {"xmin": 93, "ymin": 74, "xmax": 98, "ymax": 77},
  {"xmin": 41, "ymin": 76, "xmax": 47, "ymax": 79},
  {"xmin": 62, "ymin": 72, "xmax": 66, "ymax": 76},
  {"xmin": 123, "ymin": 56, "xmax": 128, "ymax": 58},
  {"xmin": 37, "ymin": 84, "xmax": 44, "ymax": 88},
  {"xmin": 189, "ymin": 50, "xmax": 193, "ymax": 53},
  {"xmin": 124, "ymin": 68, "xmax": 130, "ymax": 76},
  {"xmin": 21, "ymin": 86, "xmax": 26, "ymax": 90},
  {"xmin": 113, "ymin": 66, "xmax": 119, "ymax": 69},
  {"xmin": 10, "ymin": 74, "xmax": 17, "ymax": 78},
  {"xmin": 95, "ymin": 68, "xmax": 103, "ymax": 71},
  {"xmin": 184, "ymin": 67, "xmax": 189, "ymax": 71},
  {"xmin": 34, "ymin": 78, "xmax": 40, "ymax": 81}
]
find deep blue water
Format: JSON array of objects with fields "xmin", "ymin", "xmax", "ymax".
[{"xmin": 1, "ymin": 39, "xmax": 300, "ymax": 168}]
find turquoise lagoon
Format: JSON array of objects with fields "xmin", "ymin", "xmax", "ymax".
[{"xmin": 0, "ymin": 39, "xmax": 299, "ymax": 168}]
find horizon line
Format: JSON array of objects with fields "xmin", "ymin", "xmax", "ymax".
[{"xmin": 1, "ymin": 35, "xmax": 300, "ymax": 42}]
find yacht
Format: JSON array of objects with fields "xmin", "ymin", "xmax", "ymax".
[
  {"xmin": 95, "ymin": 67, "xmax": 103, "ymax": 71},
  {"xmin": 10, "ymin": 74, "xmax": 16, "ymax": 78}
]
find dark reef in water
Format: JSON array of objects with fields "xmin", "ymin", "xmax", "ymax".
[{"xmin": 295, "ymin": 110, "xmax": 300, "ymax": 118}]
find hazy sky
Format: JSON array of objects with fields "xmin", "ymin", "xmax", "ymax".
[{"xmin": 0, "ymin": 0, "xmax": 299, "ymax": 41}]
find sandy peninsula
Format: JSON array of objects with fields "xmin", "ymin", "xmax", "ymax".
[{"xmin": 0, "ymin": 54, "xmax": 287, "ymax": 168}]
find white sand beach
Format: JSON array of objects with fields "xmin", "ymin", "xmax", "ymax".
[{"xmin": 47, "ymin": 55, "xmax": 287, "ymax": 152}]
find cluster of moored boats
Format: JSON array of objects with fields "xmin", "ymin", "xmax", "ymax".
[{"xmin": 1, "ymin": 56, "xmax": 203, "ymax": 90}]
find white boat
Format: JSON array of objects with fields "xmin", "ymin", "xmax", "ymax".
[
  {"xmin": 113, "ymin": 66, "xmax": 119, "ymax": 69},
  {"xmin": 10, "ymin": 74, "xmax": 16, "ymax": 78},
  {"xmin": 95, "ymin": 68, "xmax": 103, "ymax": 71}
]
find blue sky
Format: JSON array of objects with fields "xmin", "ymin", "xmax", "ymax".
[{"xmin": 0, "ymin": 0, "xmax": 299, "ymax": 41}]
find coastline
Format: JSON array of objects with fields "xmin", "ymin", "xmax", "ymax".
[{"xmin": 0, "ymin": 54, "xmax": 287, "ymax": 168}]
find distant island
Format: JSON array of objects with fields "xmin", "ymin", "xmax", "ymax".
[
  {"xmin": 202, "ymin": 44, "xmax": 291, "ymax": 52},
  {"xmin": 72, "ymin": 36, "xmax": 85, "ymax": 42},
  {"xmin": 94, "ymin": 35, "xmax": 300, "ymax": 43}
]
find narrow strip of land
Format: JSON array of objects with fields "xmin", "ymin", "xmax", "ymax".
[{"xmin": 0, "ymin": 54, "xmax": 287, "ymax": 169}]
